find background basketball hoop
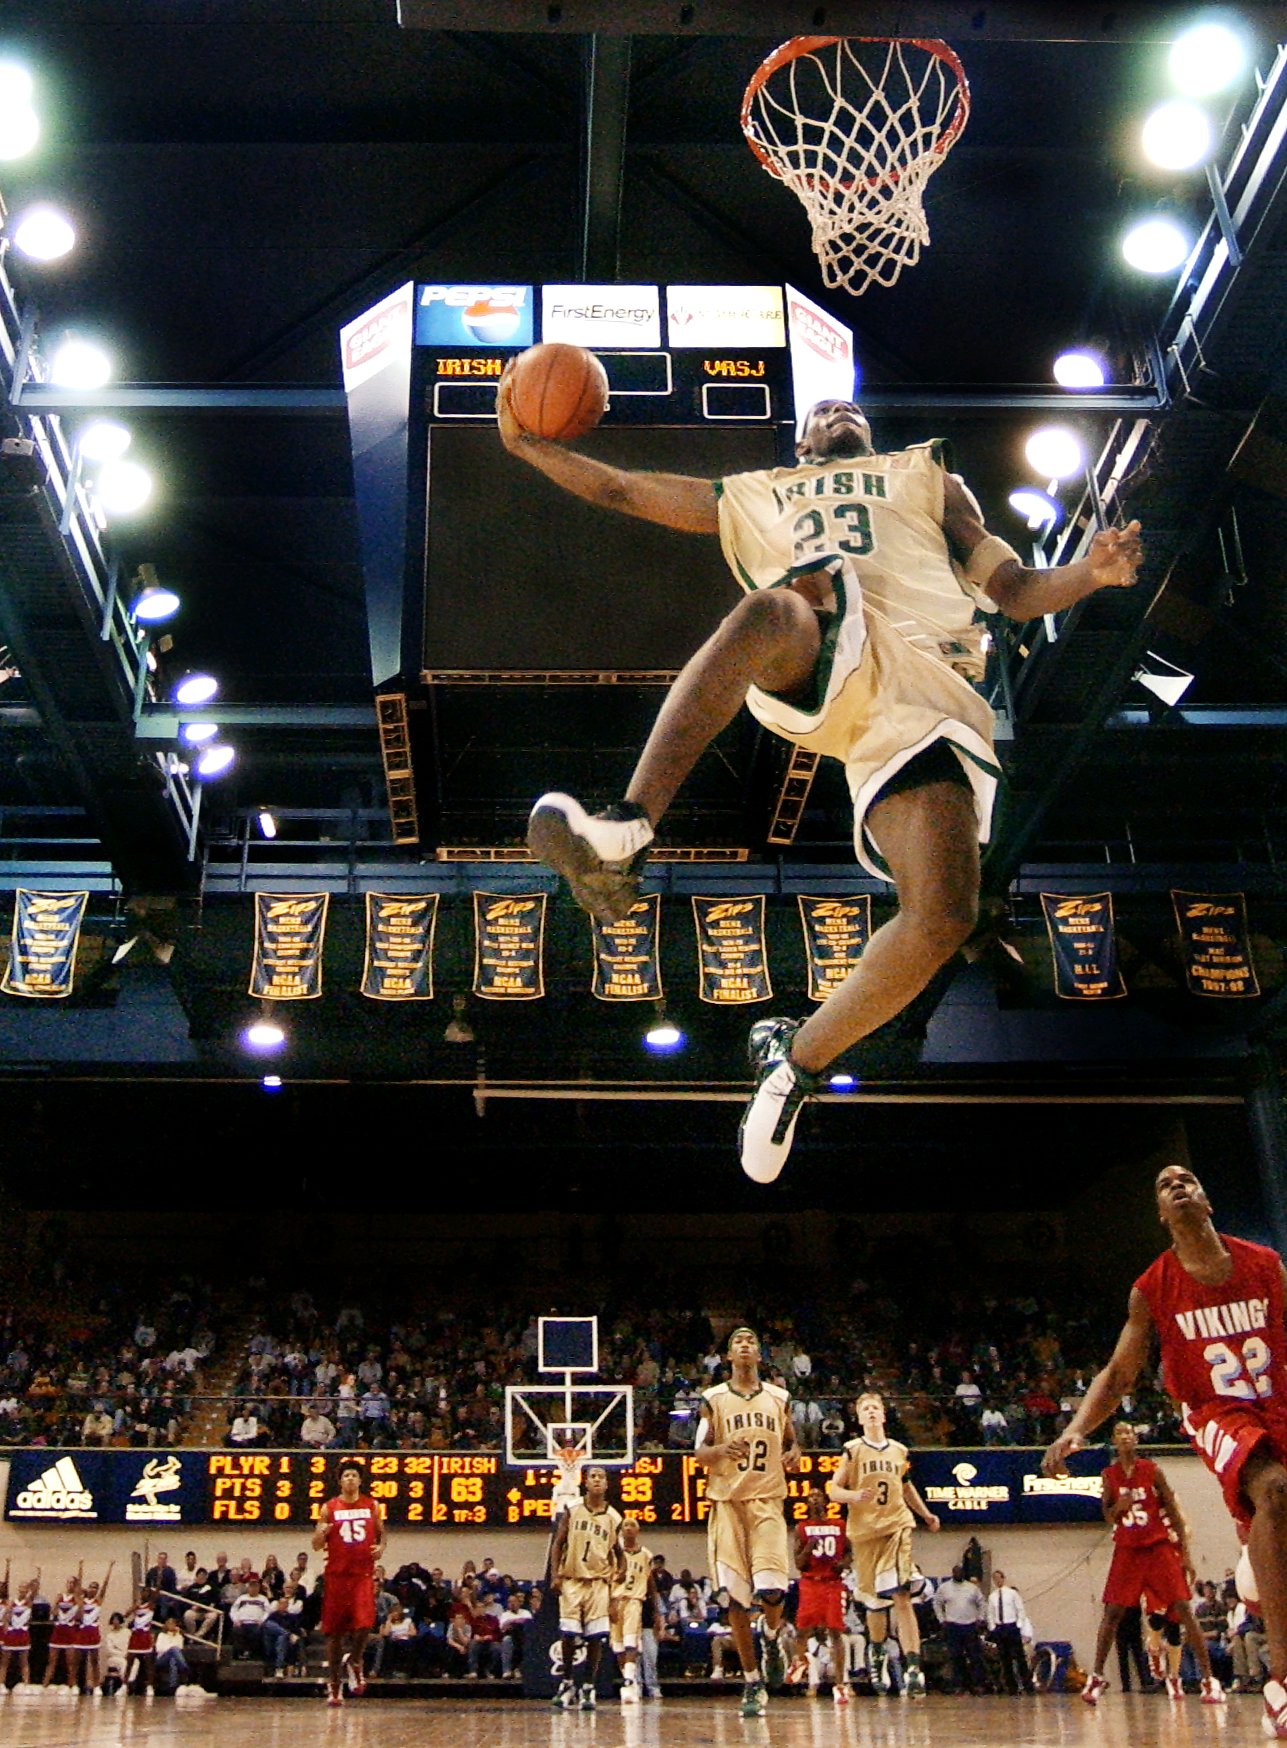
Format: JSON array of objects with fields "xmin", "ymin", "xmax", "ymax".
[{"xmin": 741, "ymin": 36, "xmax": 970, "ymax": 296}]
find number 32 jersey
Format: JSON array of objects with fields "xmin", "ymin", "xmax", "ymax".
[
  {"xmin": 701, "ymin": 1380, "xmax": 790, "ymax": 1502},
  {"xmin": 1136, "ymin": 1235, "xmax": 1287, "ymax": 1447}
]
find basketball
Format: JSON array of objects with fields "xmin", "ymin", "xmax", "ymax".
[{"xmin": 506, "ymin": 343, "xmax": 609, "ymax": 441}]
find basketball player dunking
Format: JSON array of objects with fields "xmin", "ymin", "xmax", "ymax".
[
  {"xmin": 794, "ymin": 1487, "xmax": 851, "ymax": 1702},
  {"xmin": 828, "ymin": 1390, "xmax": 938, "ymax": 1694},
  {"xmin": 1045, "ymin": 1164, "xmax": 1287, "ymax": 1736},
  {"xmin": 1080, "ymin": 1420, "xmax": 1219, "ymax": 1706},
  {"xmin": 501, "ymin": 384, "xmax": 1143, "ymax": 1183},
  {"xmin": 313, "ymin": 1459, "xmax": 386, "ymax": 1706},
  {"xmin": 695, "ymin": 1326, "xmax": 799, "ymax": 1716}
]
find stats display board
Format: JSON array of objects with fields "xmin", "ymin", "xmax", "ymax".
[{"xmin": 5, "ymin": 1446, "xmax": 1111, "ymax": 1529}]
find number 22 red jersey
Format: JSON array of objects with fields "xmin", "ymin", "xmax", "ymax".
[
  {"xmin": 1102, "ymin": 1456, "xmax": 1169, "ymax": 1548},
  {"xmin": 799, "ymin": 1518, "xmax": 847, "ymax": 1583},
  {"xmin": 1135, "ymin": 1235, "xmax": 1287, "ymax": 1442},
  {"xmin": 324, "ymin": 1493, "xmax": 380, "ymax": 1577}
]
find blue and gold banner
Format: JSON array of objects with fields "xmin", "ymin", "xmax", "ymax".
[
  {"xmin": 249, "ymin": 893, "xmax": 329, "ymax": 1000},
  {"xmin": 1040, "ymin": 892, "xmax": 1126, "ymax": 1000},
  {"xmin": 473, "ymin": 892, "xmax": 546, "ymax": 999},
  {"xmin": 1, "ymin": 889, "xmax": 89, "ymax": 1000},
  {"xmin": 361, "ymin": 892, "xmax": 438, "ymax": 1001},
  {"xmin": 798, "ymin": 895, "xmax": 871, "ymax": 1001},
  {"xmin": 693, "ymin": 895, "xmax": 771, "ymax": 1005},
  {"xmin": 1171, "ymin": 890, "xmax": 1260, "ymax": 998},
  {"xmin": 591, "ymin": 895, "xmax": 662, "ymax": 1001}
]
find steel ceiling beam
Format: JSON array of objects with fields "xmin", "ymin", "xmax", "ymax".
[{"xmin": 580, "ymin": 33, "xmax": 632, "ymax": 281}]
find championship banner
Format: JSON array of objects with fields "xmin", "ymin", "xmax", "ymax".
[
  {"xmin": 798, "ymin": 895, "xmax": 871, "ymax": 1001},
  {"xmin": 591, "ymin": 894, "xmax": 662, "ymax": 1001},
  {"xmin": 2, "ymin": 889, "xmax": 89, "ymax": 999},
  {"xmin": 473, "ymin": 892, "xmax": 546, "ymax": 1000},
  {"xmin": 361, "ymin": 893, "xmax": 438, "ymax": 1001},
  {"xmin": 1171, "ymin": 890, "xmax": 1260, "ymax": 998},
  {"xmin": 248, "ymin": 893, "xmax": 329, "ymax": 1000},
  {"xmin": 692, "ymin": 895, "xmax": 772, "ymax": 1005},
  {"xmin": 1039, "ymin": 892, "xmax": 1127, "ymax": 1001}
]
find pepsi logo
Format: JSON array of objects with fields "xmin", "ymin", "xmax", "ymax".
[{"xmin": 462, "ymin": 298, "xmax": 523, "ymax": 344}]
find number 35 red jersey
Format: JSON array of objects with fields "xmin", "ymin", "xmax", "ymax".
[
  {"xmin": 1102, "ymin": 1456, "xmax": 1169, "ymax": 1547},
  {"xmin": 324, "ymin": 1494, "xmax": 380, "ymax": 1577}
]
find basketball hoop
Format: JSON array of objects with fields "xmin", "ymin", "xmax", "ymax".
[{"xmin": 741, "ymin": 36, "xmax": 970, "ymax": 295}]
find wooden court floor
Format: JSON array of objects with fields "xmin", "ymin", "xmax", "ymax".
[{"xmin": 0, "ymin": 1691, "xmax": 1272, "ymax": 1748}]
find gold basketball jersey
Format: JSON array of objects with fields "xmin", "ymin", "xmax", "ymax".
[
  {"xmin": 560, "ymin": 1501, "xmax": 623, "ymax": 1579},
  {"xmin": 716, "ymin": 443, "xmax": 992, "ymax": 681},
  {"xmin": 612, "ymin": 1543, "xmax": 652, "ymax": 1601},
  {"xmin": 840, "ymin": 1435, "xmax": 913, "ymax": 1537},
  {"xmin": 701, "ymin": 1380, "xmax": 790, "ymax": 1502}
]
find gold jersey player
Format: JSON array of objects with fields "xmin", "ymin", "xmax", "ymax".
[
  {"xmin": 695, "ymin": 1326, "xmax": 799, "ymax": 1716},
  {"xmin": 549, "ymin": 1465, "xmax": 623, "ymax": 1712},
  {"xmin": 500, "ymin": 387, "xmax": 1143, "ymax": 1182},
  {"xmin": 828, "ymin": 1390, "xmax": 939, "ymax": 1694},
  {"xmin": 609, "ymin": 1517, "xmax": 660, "ymax": 1705}
]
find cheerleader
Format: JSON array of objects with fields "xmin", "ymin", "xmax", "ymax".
[
  {"xmin": 78, "ymin": 1564, "xmax": 113, "ymax": 1695},
  {"xmin": 125, "ymin": 1589, "xmax": 158, "ymax": 1695},
  {"xmin": 0, "ymin": 1567, "xmax": 39, "ymax": 1690},
  {"xmin": 42, "ymin": 1571, "xmax": 83, "ymax": 1692}
]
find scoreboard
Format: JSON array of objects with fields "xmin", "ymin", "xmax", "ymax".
[{"xmin": 5, "ymin": 1445, "xmax": 1114, "ymax": 1529}]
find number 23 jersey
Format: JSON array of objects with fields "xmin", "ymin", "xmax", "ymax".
[
  {"xmin": 701, "ymin": 1380, "xmax": 790, "ymax": 1502},
  {"xmin": 1136, "ymin": 1235, "xmax": 1287, "ymax": 1442}
]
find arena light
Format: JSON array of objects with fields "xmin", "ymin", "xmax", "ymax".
[
  {"xmin": 643, "ymin": 1012, "xmax": 685, "ymax": 1052},
  {"xmin": 49, "ymin": 337, "xmax": 112, "ymax": 390},
  {"xmin": 1007, "ymin": 486, "xmax": 1062, "ymax": 530},
  {"xmin": 1052, "ymin": 350, "xmax": 1106, "ymax": 389},
  {"xmin": 195, "ymin": 742, "xmax": 236, "ymax": 778},
  {"xmin": 242, "ymin": 1019, "xmax": 286, "ymax": 1052},
  {"xmin": 96, "ymin": 458, "xmax": 153, "ymax": 517},
  {"xmin": 0, "ymin": 61, "xmax": 33, "ymax": 104},
  {"xmin": 0, "ymin": 65, "xmax": 38, "ymax": 160},
  {"xmin": 172, "ymin": 671, "xmax": 218, "ymax": 706},
  {"xmin": 179, "ymin": 720, "xmax": 219, "ymax": 745},
  {"xmin": 256, "ymin": 808, "xmax": 278, "ymax": 840},
  {"xmin": 1133, "ymin": 651, "xmax": 1194, "ymax": 708},
  {"xmin": 828, "ymin": 1072, "xmax": 857, "ymax": 1090},
  {"xmin": 132, "ymin": 580, "xmax": 180, "ymax": 624},
  {"xmin": 261, "ymin": 1075, "xmax": 284, "ymax": 1091},
  {"xmin": 77, "ymin": 420, "xmax": 131, "ymax": 463},
  {"xmin": 12, "ymin": 204, "xmax": 75, "ymax": 261},
  {"xmin": 1142, "ymin": 99, "xmax": 1213, "ymax": 172},
  {"xmin": 1024, "ymin": 426, "xmax": 1084, "ymax": 481},
  {"xmin": 1168, "ymin": 21, "xmax": 1247, "ymax": 96},
  {"xmin": 1122, "ymin": 215, "xmax": 1191, "ymax": 273}
]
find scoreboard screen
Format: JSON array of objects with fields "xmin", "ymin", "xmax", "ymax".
[{"xmin": 5, "ymin": 1446, "xmax": 1113, "ymax": 1529}]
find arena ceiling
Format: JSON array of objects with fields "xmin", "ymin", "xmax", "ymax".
[{"xmin": 0, "ymin": 1, "xmax": 1284, "ymax": 1181}]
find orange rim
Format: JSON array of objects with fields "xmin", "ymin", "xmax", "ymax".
[{"xmin": 740, "ymin": 36, "xmax": 971, "ymax": 181}]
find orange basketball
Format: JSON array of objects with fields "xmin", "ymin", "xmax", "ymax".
[{"xmin": 506, "ymin": 342, "xmax": 609, "ymax": 441}]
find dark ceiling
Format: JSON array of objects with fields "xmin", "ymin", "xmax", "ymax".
[{"xmin": 0, "ymin": 2, "xmax": 1284, "ymax": 1207}]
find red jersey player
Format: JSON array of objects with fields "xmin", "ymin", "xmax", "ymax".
[
  {"xmin": 794, "ymin": 1487, "xmax": 851, "ymax": 1704},
  {"xmin": 1078, "ymin": 1419, "xmax": 1218, "ymax": 1705},
  {"xmin": 312, "ymin": 1460, "xmax": 386, "ymax": 1706},
  {"xmin": 1045, "ymin": 1163, "xmax": 1287, "ymax": 1734}
]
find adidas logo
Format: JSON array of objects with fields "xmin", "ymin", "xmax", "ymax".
[{"xmin": 13, "ymin": 1455, "xmax": 96, "ymax": 1518}]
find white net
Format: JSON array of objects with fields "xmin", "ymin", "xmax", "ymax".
[{"xmin": 742, "ymin": 37, "xmax": 969, "ymax": 295}]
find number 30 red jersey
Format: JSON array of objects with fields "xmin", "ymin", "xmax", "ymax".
[
  {"xmin": 324, "ymin": 1493, "xmax": 380, "ymax": 1577},
  {"xmin": 799, "ymin": 1518, "xmax": 847, "ymax": 1583}
]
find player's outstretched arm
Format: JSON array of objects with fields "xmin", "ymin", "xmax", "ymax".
[
  {"xmin": 942, "ymin": 473, "xmax": 1143, "ymax": 621},
  {"xmin": 903, "ymin": 1479, "xmax": 940, "ymax": 1532},
  {"xmin": 312, "ymin": 1500, "xmax": 331, "ymax": 1553},
  {"xmin": 497, "ymin": 370, "xmax": 719, "ymax": 534},
  {"xmin": 1043, "ymin": 1288, "xmax": 1153, "ymax": 1475}
]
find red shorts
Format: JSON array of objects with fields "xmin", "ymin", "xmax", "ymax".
[
  {"xmin": 1185, "ymin": 1400, "xmax": 1287, "ymax": 1530},
  {"xmin": 127, "ymin": 1630, "xmax": 155, "ymax": 1655},
  {"xmin": 321, "ymin": 1570, "xmax": 375, "ymax": 1637},
  {"xmin": 1102, "ymin": 1539, "xmax": 1189, "ymax": 1613},
  {"xmin": 795, "ymin": 1578, "xmax": 845, "ymax": 1635}
]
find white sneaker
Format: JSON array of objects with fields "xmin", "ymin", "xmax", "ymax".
[
  {"xmin": 1201, "ymin": 1676, "xmax": 1225, "ymax": 1704},
  {"xmin": 527, "ymin": 794, "xmax": 653, "ymax": 924},
  {"xmin": 621, "ymin": 1682, "xmax": 640, "ymax": 1705},
  {"xmin": 739, "ymin": 1018, "xmax": 819, "ymax": 1183},
  {"xmin": 1082, "ymin": 1673, "xmax": 1108, "ymax": 1706},
  {"xmin": 552, "ymin": 1679, "xmax": 576, "ymax": 1710},
  {"xmin": 1264, "ymin": 1678, "xmax": 1287, "ymax": 1737}
]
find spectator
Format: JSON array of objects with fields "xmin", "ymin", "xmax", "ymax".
[
  {"xmin": 181, "ymin": 1568, "xmax": 222, "ymax": 1641},
  {"xmin": 498, "ymin": 1590, "xmax": 532, "ymax": 1679},
  {"xmin": 145, "ymin": 1551, "xmax": 179, "ymax": 1622},
  {"xmin": 102, "ymin": 1612, "xmax": 130, "ymax": 1695},
  {"xmin": 261, "ymin": 1554, "xmax": 286, "ymax": 1600},
  {"xmin": 986, "ymin": 1570, "xmax": 1034, "ymax": 1694},
  {"xmin": 1231, "ymin": 1598, "xmax": 1268, "ymax": 1692},
  {"xmin": 300, "ymin": 1403, "xmax": 336, "ymax": 1449},
  {"xmin": 467, "ymin": 1598, "xmax": 503, "ymax": 1677},
  {"xmin": 370, "ymin": 1602, "xmax": 419, "ymax": 1678},
  {"xmin": 229, "ymin": 1576, "xmax": 273, "ymax": 1660},
  {"xmin": 153, "ymin": 1619, "xmax": 191, "ymax": 1694},
  {"xmin": 933, "ymin": 1565, "xmax": 989, "ymax": 1694},
  {"xmin": 82, "ymin": 1401, "xmax": 114, "ymax": 1446},
  {"xmin": 262, "ymin": 1596, "xmax": 305, "ymax": 1677},
  {"xmin": 980, "ymin": 1405, "xmax": 1009, "ymax": 1445},
  {"xmin": 229, "ymin": 1403, "xmax": 261, "ymax": 1446}
]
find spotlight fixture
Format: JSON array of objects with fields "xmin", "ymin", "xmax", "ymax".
[
  {"xmin": 78, "ymin": 421, "xmax": 131, "ymax": 463},
  {"xmin": 132, "ymin": 579, "xmax": 180, "ymax": 624},
  {"xmin": 643, "ymin": 1010, "xmax": 685, "ymax": 1052},
  {"xmin": 261, "ymin": 1075, "xmax": 283, "ymax": 1091},
  {"xmin": 243, "ymin": 1019, "xmax": 286, "ymax": 1052},
  {"xmin": 1007, "ymin": 486, "xmax": 1062, "ymax": 530},
  {"xmin": 172, "ymin": 671, "xmax": 218, "ymax": 706},
  {"xmin": 195, "ymin": 743, "xmax": 236, "ymax": 778},
  {"xmin": 1121, "ymin": 215, "xmax": 1190, "ymax": 273},
  {"xmin": 11, "ymin": 204, "xmax": 75, "ymax": 262},
  {"xmin": 828, "ymin": 1072, "xmax": 856, "ymax": 1090},
  {"xmin": 1024, "ymin": 426, "xmax": 1084, "ymax": 481},
  {"xmin": 1052, "ymin": 350, "xmax": 1106, "ymax": 389},
  {"xmin": 1142, "ymin": 99, "xmax": 1213, "ymax": 172},
  {"xmin": 1133, "ymin": 651, "xmax": 1194, "ymax": 708},
  {"xmin": 256, "ymin": 808, "xmax": 278, "ymax": 841},
  {"xmin": 49, "ymin": 337, "xmax": 112, "ymax": 390},
  {"xmin": 1168, "ymin": 21, "xmax": 1247, "ymax": 97},
  {"xmin": 444, "ymin": 993, "xmax": 476, "ymax": 1045},
  {"xmin": 180, "ymin": 721, "xmax": 219, "ymax": 745},
  {"xmin": 96, "ymin": 458, "xmax": 153, "ymax": 517},
  {"xmin": 0, "ymin": 66, "xmax": 38, "ymax": 160}
]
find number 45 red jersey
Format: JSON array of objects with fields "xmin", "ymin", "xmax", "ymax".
[
  {"xmin": 1136, "ymin": 1235, "xmax": 1287, "ymax": 1442},
  {"xmin": 324, "ymin": 1493, "xmax": 380, "ymax": 1576}
]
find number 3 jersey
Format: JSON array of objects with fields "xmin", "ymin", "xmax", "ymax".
[
  {"xmin": 1135, "ymin": 1235, "xmax": 1287, "ymax": 1453},
  {"xmin": 837, "ymin": 1435, "xmax": 914, "ymax": 1539},
  {"xmin": 701, "ymin": 1379, "xmax": 790, "ymax": 1502}
]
